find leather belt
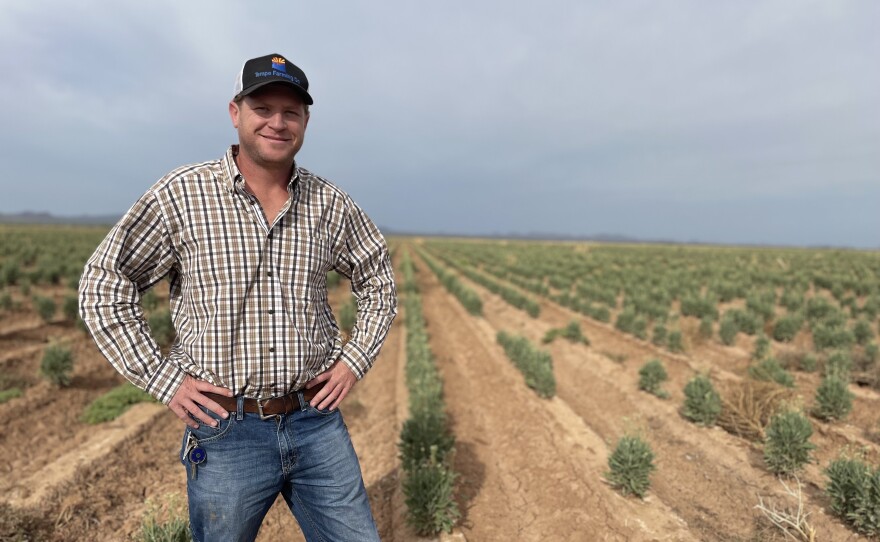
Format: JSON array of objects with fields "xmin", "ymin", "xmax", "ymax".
[{"xmin": 205, "ymin": 382, "xmax": 325, "ymax": 420}]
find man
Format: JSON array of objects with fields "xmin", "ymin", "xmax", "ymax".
[{"xmin": 79, "ymin": 53, "xmax": 396, "ymax": 541}]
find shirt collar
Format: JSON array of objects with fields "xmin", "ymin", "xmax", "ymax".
[{"xmin": 220, "ymin": 145, "xmax": 300, "ymax": 194}]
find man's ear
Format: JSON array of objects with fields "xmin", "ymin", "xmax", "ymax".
[{"xmin": 229, "ymin": 100, "xmax": 240, "ymax": 129}]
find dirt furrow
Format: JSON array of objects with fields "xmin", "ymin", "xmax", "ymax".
[
  {"xmin": 454, "ymin": 267, "xmax": 864, "ymax": 541},
  {"xmin": 414, "ymin": 256, "xmax": 697, "ymax": 541}
]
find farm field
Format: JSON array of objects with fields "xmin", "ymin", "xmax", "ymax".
[{"xmin": 2, "ymin": 224, "xmax": 880, "ymax": 541}]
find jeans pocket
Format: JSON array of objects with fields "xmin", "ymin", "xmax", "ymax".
[
  {"xmin": 305, "ymin": 403, "xmax": 339, "ymax": 417},
  {"xmin": 188, "ymin": 405, "xmax": 236, "ymax": 444}
]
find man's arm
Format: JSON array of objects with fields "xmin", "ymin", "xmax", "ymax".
[
  {"xmin": 307, "ymin": 199, "xmax": 397, "ymax": 410},
  {"xmin": 79, "ymin": 192, "xmax": 231, "ymax": 426}
]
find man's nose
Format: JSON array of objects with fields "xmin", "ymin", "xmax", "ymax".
[{"xmin": 268, "ymin": 112, "xmax": 286, "ymax": 130}]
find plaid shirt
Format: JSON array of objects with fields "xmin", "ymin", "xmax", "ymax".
[{"xmin": 80, "ymin": 146, "xmax": 397, "ymax": 405}]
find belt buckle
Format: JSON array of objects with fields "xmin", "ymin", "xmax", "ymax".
[{"xmin": 256, "ymin": 398, "xmax": 274, "ymax": 420}]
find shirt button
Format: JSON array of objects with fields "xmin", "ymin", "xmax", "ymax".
[
  {"xmin": 268, "ymin": 309, "xmax": 274, "ymax": 314},
  {"xmin": 267, "ymin": 271, "xmax": 273, "ymax": 277},
  {"xmin": 269, "ymin": 347, "xmax": 275, "ymax": 352}
]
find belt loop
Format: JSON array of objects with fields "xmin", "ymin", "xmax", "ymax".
[
  {"xmin": 236, "ymin": 395, "xmax": 245, "ymax": 420},
  {"xmin": 297, "ymin": 391, "xmax": 307, "ymax": 412}
]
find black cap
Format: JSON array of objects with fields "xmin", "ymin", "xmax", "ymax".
[{"xmin": 233, "ymin": 54, "xmax": 313, "ymax": 104}]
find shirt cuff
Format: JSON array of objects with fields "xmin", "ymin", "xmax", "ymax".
[
  {"xmin": 145, "ymin": 358, "xmax": 188, "ymax": 405},
  {"xmin": 339, "ymin": 341, "xmax": 371, "ymax": 380}
]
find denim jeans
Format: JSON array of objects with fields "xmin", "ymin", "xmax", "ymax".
[{"xmin": 180, "ymin": 393, "xmax": 380, "ymax": 542}]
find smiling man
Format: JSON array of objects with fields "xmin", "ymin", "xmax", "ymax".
[{"xmin": 79, "ymin": 54, "xmax": 396, "ymax": 541}]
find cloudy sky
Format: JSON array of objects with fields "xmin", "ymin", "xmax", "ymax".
[{"xmin": 1, "ymin": 1, "xmax": 878, "ymax": 248}]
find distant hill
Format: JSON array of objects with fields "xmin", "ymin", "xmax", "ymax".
[{"xmin": 0, "ymin": 211, "xmax": 119, "ymax": 225}]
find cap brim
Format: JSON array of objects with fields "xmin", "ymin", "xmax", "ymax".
[{"xmin": 235, "ymin": 80, "xmax": 314, "ymax": 105}]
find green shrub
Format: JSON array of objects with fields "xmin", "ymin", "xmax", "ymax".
[
  {"xmin": 496, "ymin": 331, "xmax": 555, "ymax": 398},
  {"xmin": 698, "ymin": 316, "xmax": 714, "ymax": 339},
  {"xmin": 148, "ymin": 310, "xmax": 175, "ymax": 349},
  {"xmin": 0, "ymin": 388, "xmax": 23, "ymax": 403},
  {"xmin": 41, "ymin": 342, "xmax": 74, "ymax": 387},
  {"xmin": 773, "ymin": 314, "xmax": 803, "ymax": 342},
  {"xmin": 667, "ymin": 331, "xmax": 684, "ymax": 353},
  {"xmin": 136, "ymin": 494, "xmax": 192, "ymax": 542},
  {"xmin": 825, "ymin": 350, "xmax": 853, "ymax": 379},
  {"xmin": 752, "ymin": 334, "xmax": 770, "ymax": 360},
  {"xmin": 763, "ymin": 411, "xmax": 815, "ymax": 475},
  {"xmin": 813, "ymin": 374, "xmax": 853, "ymax": 422},
  {"xmin": 562, "ymin": 320, "xmax": 589, "ymax": 344},
  {"xmin": 651, "ymin": 324, "xmax": 667, "ymax": 347},
  {"xmin": 141, "ymin": 290, "xmax": 160, "ymax": 311},
  {"xmin": 638, "ymin": 359, "xmax": 669, "ymax": 399},
  {"xmin": 338, "ymin": 297, "xmax": 357, "ymax": 333},
  {"xmin": 800, "ymin": 353, "xmax": 818, "ymax": 372},
  {"xmin": 813, "ymin": 322, "xmax": 855, "ymax": 351},
  {"xmin": 0, "ymin": 260, "xmax": 20, "ymax": 286},
  {"xmin": 682, "ymin": 375, "xmax": 721, "ymax": 426},
  {"xmin": 62, "ymin": 294, "xmax": 79, "ymax": 322},
  {"xmin": 399, "ymin": 412, "xmax": 454, "ymax": 472},
  {"xmin": 825, "ymin": 456, "xmax": 880, "ymax": 537},
  {"xmin": 606, "ymin": 435, "xmax": 655, "ymax": 498},
  {"xmin": 33, "ymin": 295, "xmax": 56, "ymax": 323},
  {"xmin": 543, "ymin": 321, "xmax": 589, "ymax": 345},
  {"xmin": 748, "ymin": 358, "xmax": 794, "ymax": 388},
  {"xmin": 81, "ymin": 383, "xmax": 155, "ymax": 424},
  {"xmin": 615, "ymin": 308, "xmax": 636, "ymax": 334},
  {"xmin": 403, "ymin": 449, "xmax": 460, "ymax": 536},
  {"xmin": 854, "ymin": 319, "xmax": 875, "ymax": 346},
  {"xmin": 0, "ymin": 290, "xmax": 12, "ymax": 311},
  {"xmin": 719, "ymin": 315, "xmax": 739, "ymax": 345}
]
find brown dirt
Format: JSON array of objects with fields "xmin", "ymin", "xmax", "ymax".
[{"xmin": 2, "ymin": 245, "xmax": 879, "ymax": 541}]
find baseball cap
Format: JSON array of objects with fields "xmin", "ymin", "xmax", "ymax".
[{"xmin": 233, "ymin": 54, "xmax": 314, "ymax": 104}]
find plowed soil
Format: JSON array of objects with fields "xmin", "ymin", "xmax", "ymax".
[{"xmin": 2, "ymin": 242, "xmax": 878, "ymax": 541}]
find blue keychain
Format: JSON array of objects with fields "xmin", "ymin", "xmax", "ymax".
[
  {"xmin": 188, "ymin": 444, "xmax": 207, "ymax": 480},
  {"xmin": 189, "ymin": 446, "xmax": 207, "ymax": 464}
]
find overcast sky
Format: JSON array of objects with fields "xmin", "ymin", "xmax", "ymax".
[{"xmin": 1, "ymin": 1, "xmax": 878, "ymax": 248}]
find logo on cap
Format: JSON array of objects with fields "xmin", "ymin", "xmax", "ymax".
[{"xmin": 271, "ymin": 56, "xmax": 287, "ymax": 72}]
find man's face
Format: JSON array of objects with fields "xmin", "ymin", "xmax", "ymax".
[{"xmin": 229, "ymin": 84, "xmax": 310, "ymax": 171}]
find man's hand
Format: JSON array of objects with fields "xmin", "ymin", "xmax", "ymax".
[
  {"xmin": 306, "ymin": 360, "xmax": 356, "ymax": 411},
  {"xmin": 168, "ymin": 375, "xmax": 234, "ymax": 429}
]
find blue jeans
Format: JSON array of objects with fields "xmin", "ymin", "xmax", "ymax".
[{"xmin": 180, "ymin": 394, "xmax": 380, "ymax": 542}]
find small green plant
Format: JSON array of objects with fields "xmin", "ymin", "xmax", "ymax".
[
  {"xmin": 812, "ymin": 374, "xmax": 853, "ymax": 422},
  {"xmin": 698, "ymin": 316, "xmax": 714, "ymax": 339},
  {"xmin": 148, "ymin": 310, "xmax": 175, "ymax": 349},
  {"xmin": 825, "ymin": 350, "xmax": 853, "ymax": 379},
  {"xmin": 497, "ymin": 331, "xmax": 556, "ymax": 398},
  {"xmin": 638, "ymin": 359, "xmax": 669, "ymax": 399},
  {"xmin": 543, "ymin": 321, "xmax": 589, "ymax": 345},
  {"xmin": 40, "ymin": 342, "xmax": 74, "ymax": 387},
  {"xmin": 719, "ymin": 315, "xmax": 739, "ymax": 345},
  {"xmin": 773, "ymin": 314, "xmax": 804, "ymax": 342},
  {"xmin": 651, "ymin": 323, "xmax": 667, "ymax": 347},
  {"xmin": 338, "ymin": 297, "xmax": 357, "ymax": 334},
  {"xmin": 752, "ymin": 334, "xmax": 770, "ymax": 361},
  {"xmin": 62, "ymin": 293, "xmax": 79, "ymax": 322},
  {"xmin": 764, "ymin": 411, "xmax": 816, "ymax": 475},
  {"xmin": 667, "ymin": 330, "xmax": 684, "ymax": 353},
  {"xmin": 606, "ymin": 434, "xmax": 655, "ymax": 498},
  {"xmin": 137, "ymin": 493, "xmax": 192, "ymax": 542},
  {"xmin": 853, "ymin": 318, "xmax": 875, "ymax": 346},
  {"xmin": 748, "ymin": 358, "xmax": 794, "ymax": 388},
  {"xmin": 32, "ymin": 295, "xmax": 56, "ymax": 323},
  {"xmin": 81, "ymin": 383, "xmax": 156, "ymax": 424},
  {"xmin": 0, "ymin": 290, "xmax": 12, "ymax": 310},
  {"xmin": 402, "ymin": 448, "xmax": 460, "ymax": 536},
  {"xmin": 0, "ymin": 388, "xmax": 23, "ymax": 403},
  {"xmin": 799, "ymin": 353, "xmax": 817, "ymax": 373},
  {"xmin": 682, "ymin": 375, "xmax": 721, "ymax": 426},
  {"xmin": 825, "ymin": 456, "xmax": 880, "ymax": 537}
]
